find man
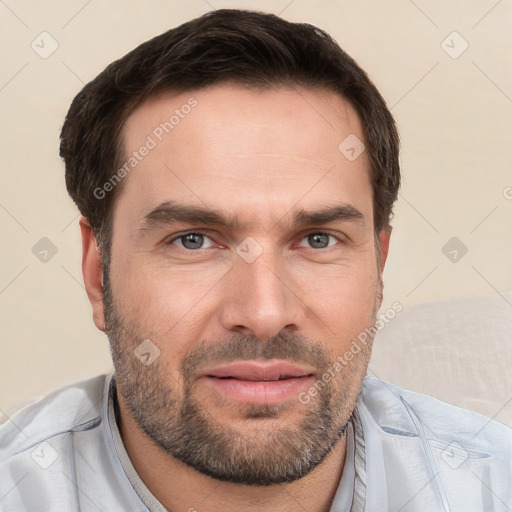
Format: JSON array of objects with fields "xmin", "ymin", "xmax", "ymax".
[{"xmin": 1, "ymin": 9, "xmax": 510, "ymax": 512}]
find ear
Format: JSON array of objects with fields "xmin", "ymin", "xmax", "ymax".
[
  {"xmin": 79, "ymin": 216, "xmax": 107, "ymax": 332},
  {"xmin": 377, "ymin": 226, "xmax": 392, "ymax": 275}
]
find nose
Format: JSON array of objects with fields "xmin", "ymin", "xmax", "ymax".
[{"xmin": 219, "ymin": 249, "xmax": 306, "ymax": 340}]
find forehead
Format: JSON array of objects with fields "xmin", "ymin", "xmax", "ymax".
[{"xmin": 115, "ymin": 84, "xmax": 372, "ymax": 231}]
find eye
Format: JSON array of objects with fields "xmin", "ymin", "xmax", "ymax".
[
  {"xmin": 169, "ymin": 231, "xmax": 215, "ymax": 250},
  {"xmin": 298, "ymin": 232, "xmax": 340, "ymax": 249},
  {"xmin": 167, "ymin": 231, "xmax": 342, "ymax": 252}
]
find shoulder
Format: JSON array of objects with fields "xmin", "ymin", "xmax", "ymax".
[
  {"xmin": 354, "ymin": 378, "xmax": 512, "ymax": 508},
  {"xmin": 0, "ymin": 373, "xmax": 110, "ymax": 460},
  {"xmin": 358, "ymin": 376, "xmax": 512, "ymax": 458}
]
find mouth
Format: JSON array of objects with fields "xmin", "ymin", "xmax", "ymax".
[
  {"xmin": 215, "ymin": 375, "xmax": 303, "ymax": 381},
  {"xmin": 199, "ymin": 360, "xmax": 316, "ymax": 405}
]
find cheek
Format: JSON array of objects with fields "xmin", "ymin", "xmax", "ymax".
[
  {"xmin": 110, "ymin": 255, "xmax": 225, "ymax": 362},
  {"xmin": 114, "ymin": 251, "xmax": 218, "ymax": 313},
  {"xmin": 297, "ymin": 265, "xmax": 378, "ymax": 363},
  {"xmin": 296, "ymin": 257, "xmax": 378, "ymax": 314}
]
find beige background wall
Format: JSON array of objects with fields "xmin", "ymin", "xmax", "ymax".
[{"xmin": 1, "ymin": 0, "xmax": 511, "ymax": 412}]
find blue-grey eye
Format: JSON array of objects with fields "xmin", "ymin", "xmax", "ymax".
[
  {"xmin": 172, "ymin": 232, "xmax": 214, "ymax": 250},
  {"xmin": 299, "ymin": 232, "xmax": 337, "ymax": 249}
]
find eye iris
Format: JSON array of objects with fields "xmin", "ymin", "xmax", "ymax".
[
  {"xmin": 182, "ymin": 233, "xmax": 204, "ymax": 250},
  {"xmin": 308, "ymin": 233, "xmax": 329, "ymax": 249}
]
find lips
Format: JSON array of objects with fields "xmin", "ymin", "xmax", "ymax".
[
  {"xmin": 199, "ymin": 360, "xmax": 316, "ymax": 404},
  {"xmin": 202, "ymin": 360, "xmax": 315, "ymax": 381}
]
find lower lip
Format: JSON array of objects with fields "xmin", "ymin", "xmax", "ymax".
[{"xmin": 202, "ymin": 375, "xmax": 315, "ymax": 405}]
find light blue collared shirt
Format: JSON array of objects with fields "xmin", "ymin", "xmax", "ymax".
[{"xmin": 1, "ymin": 374, "xmax": 510, "ymax": 511}]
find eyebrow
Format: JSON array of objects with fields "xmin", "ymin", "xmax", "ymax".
[{"xmin": 138, "ymin": 201, "xmax": 364, "ymax": 232}]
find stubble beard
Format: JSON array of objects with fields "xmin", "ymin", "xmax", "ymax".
[{"xmin": 103, "ymin": 273, "xmax": 377, "ymax": 486}]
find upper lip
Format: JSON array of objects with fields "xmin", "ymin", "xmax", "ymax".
[{"xmin": 201, "ymin": 360, "xmax": 316, "ymax": 381}]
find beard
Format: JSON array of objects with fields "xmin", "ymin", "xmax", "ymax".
[{"xmin": 103, "ymin": 272, "xmax": 377, "ymax": 486}]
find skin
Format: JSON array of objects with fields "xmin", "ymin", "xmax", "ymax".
[{"xmin": 81, "ymin": 84, "xmax": 391, "ymax": 511}]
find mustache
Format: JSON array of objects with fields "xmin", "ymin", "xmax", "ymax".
[{"xmin": 180, "ymin": 331, "xmax": 332, "ymax": 381}]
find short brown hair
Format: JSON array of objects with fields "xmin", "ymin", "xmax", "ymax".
[{"xmin": 60, "ymin": 8, "xmax": 400, "ymax": 259}]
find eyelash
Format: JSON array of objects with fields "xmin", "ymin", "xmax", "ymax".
[{"xmin": 167, "ymin": 230, "xmax": 345, "ymax": 251}]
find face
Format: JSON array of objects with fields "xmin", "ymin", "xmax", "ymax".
[{"xmin": 96, "ymin": 84, "xmax": 389, "ymax": 485}]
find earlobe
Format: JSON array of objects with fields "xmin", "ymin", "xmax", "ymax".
[{"xmin": 79, "ymin": 216, "xmax": 107, "ymax": 332}]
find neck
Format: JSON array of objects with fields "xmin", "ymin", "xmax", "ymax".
[{"xmin": 116, "ymin": 391, "xmax": 348, "ymax": 512}]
